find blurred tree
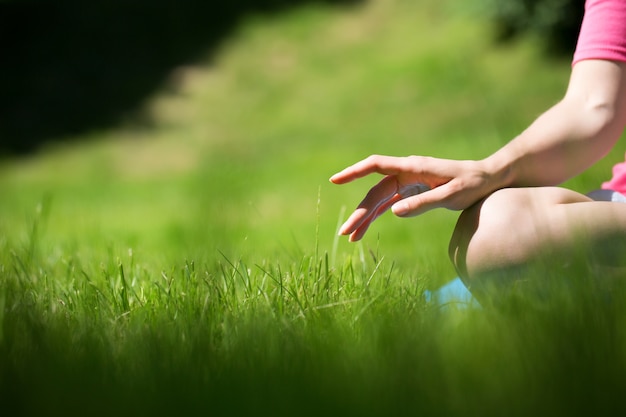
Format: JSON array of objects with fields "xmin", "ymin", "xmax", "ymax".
[
  {"xmin": 0, "ymin": 0, "xmax": 361, "ymax": 155},
  {"xmin": 481, "ymin": 0, "xmax": 585, "ymax": 55}
]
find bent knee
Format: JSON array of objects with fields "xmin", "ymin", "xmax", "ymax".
[{"xmin": 448, "ymin": 187, "xmax": 590, "ymax": 279}]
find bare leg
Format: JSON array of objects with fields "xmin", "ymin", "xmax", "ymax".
[{"xmin": 449, "ymin": 187, "xmax": 626, "ymax": 295}]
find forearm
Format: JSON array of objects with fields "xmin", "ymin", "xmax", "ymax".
[
  {"xmin": 485, "ymin": 98, "xmax": 621, "ymax": 187},
  {"xmin": 482, "ymin": 60, "xmax": 626, "ymax": 190}
]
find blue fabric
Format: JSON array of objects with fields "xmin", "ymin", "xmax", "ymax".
[{"xmin": 424, "ymin": 277, "xmax": 480, "ymax": 309}]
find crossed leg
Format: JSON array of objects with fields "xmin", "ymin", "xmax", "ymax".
[{"xmin": 449, "ymin": 187, "xmax": 626, "ymax": 296}]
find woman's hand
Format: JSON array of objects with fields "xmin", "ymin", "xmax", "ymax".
[{"xmin": 330, "ymin": 154, "xmax": 501, "ymax": 241}]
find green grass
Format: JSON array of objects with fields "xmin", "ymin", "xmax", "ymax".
[{"xmin": 2, "ymin": 0, "xmax": 626, "ymax": 415}]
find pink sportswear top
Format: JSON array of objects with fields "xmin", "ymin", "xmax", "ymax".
[{"xmin": 573, "ymin": 0, "xmax": 626, "ymax": 194}]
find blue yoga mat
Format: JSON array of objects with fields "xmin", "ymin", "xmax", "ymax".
[{"xmin": 424, "ymin": 277, "xmax": 480, "ymax": 308}]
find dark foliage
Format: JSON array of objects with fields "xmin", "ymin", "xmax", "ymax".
[
  {"xmin": 0, "ymin": 0, "xmax": 362, "ymax": 155},
  {"xmin": 486, "ymin": 0, "xmax": 585, "ymax": 55}
]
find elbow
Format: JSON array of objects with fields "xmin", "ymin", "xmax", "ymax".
[
  {"xmin": 566, "ymin": 59, "xmax": 626, "ymax": 148},
  {"xmin": 589, "ymin": 100, "xmax": 618, "ymax": 129},
  {"xmin": 567, "ymin": 60, "xmax": 626, "ymax": 146},
  {"xmin": 578, "ymin": 98, "xmax": 625, "ymax": 152}
]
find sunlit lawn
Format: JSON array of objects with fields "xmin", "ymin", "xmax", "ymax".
[{"xmin": 2, "ymin": 0, "xmax": 626, "ymax": 415}]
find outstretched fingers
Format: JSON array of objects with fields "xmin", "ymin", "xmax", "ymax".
[
  {"xmin": 348, "ymin": 193, "xmax": 403, "ymax": 241},
  {"xmin": 329, "ymin": 155, "xmax": 410, "ymax": 184},
  {"xmin": 338, "ymin": 175, "xmax": 399, "ymax": 239}
]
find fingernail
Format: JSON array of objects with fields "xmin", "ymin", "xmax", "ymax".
[{"xmin": 392, "ymin": 202, "xmax": 408, "ymax": 216}]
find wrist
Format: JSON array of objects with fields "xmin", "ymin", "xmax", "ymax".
[{"xmin": 479, "ymin": 151, "xmax": 515, "ymax": 191}]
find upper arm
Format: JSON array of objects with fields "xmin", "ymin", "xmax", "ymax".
[
  {"xmin": 568, "ymin": 59, "xmax": 626, "ymax": 112},
  {"xmin": 569, "ymin": 0, "xmax": 626, "ymax": 131},
  {"xmin": 566, "ymin": 60, "xmax": 626, "ymax": 138}
]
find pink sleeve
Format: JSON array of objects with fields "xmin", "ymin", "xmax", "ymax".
[
  {"xmin": 602, "ymin": 154, "xmax": 626, "ymax": 193},
  {"xmin": 573, "ymin": 0, "xmax": 626, "ymax": 65}
]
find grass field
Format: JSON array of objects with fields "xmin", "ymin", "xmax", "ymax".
[{"xmin": 2, "ymin": 0, "xmax": 626, "ymax": 415}]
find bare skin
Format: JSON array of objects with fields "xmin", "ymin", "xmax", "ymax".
[
  {"xmin": 330, "ymin": 60, "xmax": 626, "ymax": 286},
  {"xmin": 449, "ymin": 187, "xmax": 626, "ymax": 280}
]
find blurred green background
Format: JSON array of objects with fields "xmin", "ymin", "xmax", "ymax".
[
  {"xmin": 1, "ymin": 0, "xmax": 618, "ymax": 278},
  {"xmin": 3, "ymin": 0, "xmax": 626, "ymax": 415}
]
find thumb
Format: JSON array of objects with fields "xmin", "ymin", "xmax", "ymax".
[{"xmin": 391, "ymin": 185, "xmax": 450, "ymax": 217}]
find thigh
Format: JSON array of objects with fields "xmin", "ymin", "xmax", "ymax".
[{"xmin": 449, "ymin": 187, "xmax": 626, "ymax": 282}]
